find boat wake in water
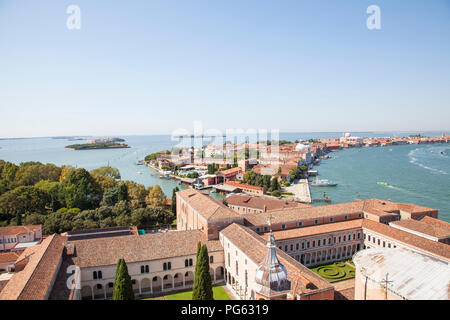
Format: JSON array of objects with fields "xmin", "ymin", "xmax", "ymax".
[{"xmin": 408, "ymin": 148, "xmax": 448, "ymax": 175}]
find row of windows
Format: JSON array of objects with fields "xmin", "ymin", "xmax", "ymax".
[
  {"xmin": 279, "ymin": 232, "xmax": 362, "ymax": 253},
  {"xmin": 93, "ymin": 272, "xmax": 196, "ymax": 289},
  {"xmin": 233, "ymin": 206, "xmax": 259, "ymax": 214},
  {"xmin": 0, "ymin": 238, "xmax": 17, "ymax": 244},
  {"xmin": 255, "ymin": 214, "xmax": 362, "ymax": 233},
  {"xmin": 364, "ymin": 234, "xmax": 397, "ymax": 249},
  {"xmin": 94, "ymin": 259, "xmax": 206, "ymax": 279}
]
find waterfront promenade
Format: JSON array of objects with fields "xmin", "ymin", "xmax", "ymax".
[{"xmin": 284, "ymin": 179, "xmax": 311, "ymax": 203}]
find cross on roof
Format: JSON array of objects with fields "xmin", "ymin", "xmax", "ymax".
[
  {"xmin": 267, "ymin": 212, "xmax": 273, "ymax": 228},
  {"xmin": 381, "ymin": 273, "xmax": 394, "ymax": 300}
]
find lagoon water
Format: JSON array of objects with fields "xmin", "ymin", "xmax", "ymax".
[{"xmin": 0, "ymin": 132, "xmax": 449, "ymax": 222}]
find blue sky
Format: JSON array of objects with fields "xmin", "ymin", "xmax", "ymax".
[{"xmin": 0, "ymin": 0, "xmax": 449, "ymax": 138}]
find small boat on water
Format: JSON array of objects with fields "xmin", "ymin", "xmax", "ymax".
[
  {"xmin": 311, "ymin": 179, "xmax": 338, "ymax": 187},
  {"xmin": 377, "ymin": 182, "xmax": 388, "ymax": 186},
  {"xmin": 137, "ymin": 171, "xmax": 143, "ymax": 175}
]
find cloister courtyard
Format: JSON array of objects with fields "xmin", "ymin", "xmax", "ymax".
[
  {"xmin": 310, "ymin": 259, "xmax": 356, "ymax": 283},
  {"xmin": 143, "ymin": 285, "xmax": 231, "ymax": 300}
]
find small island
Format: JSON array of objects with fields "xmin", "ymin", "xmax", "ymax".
[{"xmin": 66, "ymin": 138, "xmax": 130, "ymax": 150}]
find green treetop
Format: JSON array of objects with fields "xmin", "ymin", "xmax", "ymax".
[
  {"xmin": 112, "ymin": 259, "xmax": 135, "ymax": 300},
  {"xmin": 192, "ymin": 242, "xmax": 214, "ymax": 300}
]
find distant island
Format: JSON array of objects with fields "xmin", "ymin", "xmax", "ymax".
[
  {"xmin": 66, "ymin": 142, "xmax": 130, "ymax": 150},
  {"xmin": 65, "ymin": 138, "xmax": 130, "ymax": 150}
]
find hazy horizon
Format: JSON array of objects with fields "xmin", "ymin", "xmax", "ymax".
[{"xmin": 1, "ymin": 0, "xmax": 449, "ymax": 138}]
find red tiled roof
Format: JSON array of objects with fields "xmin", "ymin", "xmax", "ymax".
[
  {"xmin": 69, "ymin": 230, "xmax": 223, "ymax": 268},
  {"xmin": 0, "ymin": 225, "xmax": 41, "ymax": 236},
  {"xmin": 0, "ymin": 234, "xmax": 65, "ymax": 300},
  {"xmin": 224, "ymin": 181, "xmax": 265, "ymax": 191},
  {"xmin": 264, "ymin": 219, "xmax": 364, "ymax": 241},
  {"xmin": 225, "ymin": 194, "xmax": 310, "ymax": 212},
  {"xmin": 362, "ymin": 219, "xmax": 450, "ymax": 260},
  {"xmin": 177, "ymin": 189, "xmax": 241, "ymax": 221}
]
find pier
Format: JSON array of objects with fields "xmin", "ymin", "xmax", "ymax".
[{"xmin": 284, "ymin": 179, "xmax": 312, "ymax": 204}]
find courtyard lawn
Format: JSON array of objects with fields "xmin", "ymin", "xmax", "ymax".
[
  {"xmin": 310, "ymin": 261, "xmax": 356, "ymax": 283},
  {"xmin": 143, "ymin": 286, "xmax": 231, "ymax": 300}
]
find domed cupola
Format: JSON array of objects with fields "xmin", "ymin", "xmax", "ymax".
[{"xmin": 252, "ymin": 215, "xmax": 290, "ymax": 300}]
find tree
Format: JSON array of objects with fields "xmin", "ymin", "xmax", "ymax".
[
  {"xmin": 112, "ymin": 259, "xmax": 135, "ymax": 300},
  {"xmin": 171, "ymin": 187, "xmax": 179, "ymax": 214},
  {"xmin": 263, "ymin": 175, "xmax": 271, "ymax": 190},
  {"xmin": 270, "ymin": 177, "xmax": 280, "ymax": 192},
  {"xmin": 192, "ymin": 243, "xmax": 213, "ymax": 300},
  {"xmin": 145, "ymin": 185, "xmax": 166, "ymax": 208},
  {"xmin": 35, "ymin": 180, "xmax": 62, "ymax": 211},
  {"xmin": 103, "ymin": 186, "xmax": 119, "ymax": 206},
  {"xmin": 288, "ymin": 167, "xmax": 298, "ymax": 181},
  {"xmin": 59, "ymin": 168, "xmax": 102, "ymax": 210},
  {"xmin": 124, "ymin": 180, "xmax": 147, "ymax": 209},
  {"xmin": 117, "ymin": 182, "xmax": 128, "ymax": 202},
  {"xmin": 90, "ymin": 166, "xmax": 121, "ymax": 180},
  {"xmin": 0, "ymin": 186, "xmax": 50, "ymax": 218}
]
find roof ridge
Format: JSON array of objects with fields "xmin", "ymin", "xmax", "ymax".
[{"xmin": 16, "ymin": 234, "xmax": 58, "ymax": 299}]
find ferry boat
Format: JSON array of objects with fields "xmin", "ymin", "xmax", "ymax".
[
  {"xmin": 310, "ymin": 179, "xmax": 338, "ymax": 187},
  {"xmin": 377, "ymin": 182, "xmax": 388, "ymax": 187}
]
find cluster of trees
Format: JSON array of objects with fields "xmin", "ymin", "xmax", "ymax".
[
  {"xmin": 243, "ymin": 170, "xmax": 281, "ymax": 196},
  {"xmin": 0, "ymin": 160, "xmax": 175, "ymax": 234},
  {"xmin": 207, "ymin": 163, "xmax": 220, "ymax": 174}
]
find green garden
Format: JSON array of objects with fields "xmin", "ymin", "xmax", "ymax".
[
  {"xmin": 142, "ymin": 286, "xmax": 231, "ymax": 300},
  {"xmin": 310, "ymin": 260, "xmax": 356, "ymax": 283}
]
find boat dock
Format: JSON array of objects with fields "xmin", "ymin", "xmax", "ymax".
[{"xmin": 284, "ymin": 179, "xmax": 312, "ymax": 204}]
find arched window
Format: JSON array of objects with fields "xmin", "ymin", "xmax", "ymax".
[
  {"xmin": 236, "ymin": 261, "xmax": 239, "ymax": 276},
  {"xmin": 163, "ymin": 262, "xmax": 167, "ymax": 270},
  {"xmin": 189, "ymin": 259, "xmax": 193, "ymax": 266},
  {"xmin": 210, "ymin": 256, "xmax": 214, "ymax": 264},
  {"xmin": 98, "ymin": 271, "xmax": 103, "ymax": 279},
  {"xmin": 141, "ymin": 266, "xmax": 145, "ymax": 274},
  {"xmin": 185, "ymin": 259, "xmax": 189, "ymax": 267},
  {"xmin": 93, "ymin": 271, "xmax": 98, "ymax": 280},
  {"xmin": 168, "ymin": 262, "xmax": 172, "ymax": 270},
  {"xmin": 145, "ymin": 265, "xmax": 149, "ymax": 273}
]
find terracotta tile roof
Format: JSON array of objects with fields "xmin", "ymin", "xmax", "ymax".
[
  {"xmin": 220, "ymin": 167, "xmax": 242, "ymax": 176},
  {"xmin": 177, "ymin": 189, "xmax": 241, "ymax": 221},
  {"xmin": 244, "ymin": 201, "xmax": 365, "ymax": 227},
  {"xmin": 262, "ymin": 220, "xmax": 364, "ymax": 241},
  {"xmin": 224, "ymin": 181, "xmax": 265, "ymax": 191},
  {"xmin": 0, "ymin": 252, "xmax": 20, "ymax": 264},
  {"xmin": 362, "ymin": 199, "xmax": 437, "ymax": 216},
  {"xmin": 396, "ymin": 203, "xmax": 438, "ymax": 214},
  {"xmin": 220, "ymin": 223, "xmax": 333, "ymax": 297},
  {"xmin": 390, "ymin": 218, "xmax": 450, "ymax": 239},
  {"xmin": 0, "ymin": 234, "xmax": 66, "ymax": 300},
  {"xmin": 420, "ymin": 216, "xmax": 450, "ymax": 232},
  {"xmin": 362, "ymin": 219, "xmax": 450, "ymax": 261},
  {"xmin": 69, "ymin": 230, "xmax": 223, "ymax": 268},
  {"xmin": 0, "ymin": 225, "xmax": 41, "ymax": 236},
  {"xmin": 225, "ymin": 194, "xmax": 310, "ymax": 212}
]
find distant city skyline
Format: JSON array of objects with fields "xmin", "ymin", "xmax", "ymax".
[{"xmin": 1, "ymin": 0, "xmax": 449, "ymax": 138}]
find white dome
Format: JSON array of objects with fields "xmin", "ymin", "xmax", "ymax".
[
  {"xmin": 295, "ymin": 143, "xmax": 309, "ymax": 151},
  {"xmin": 344, "ymin": 132, "xmax": 351, "ymax": 137}
]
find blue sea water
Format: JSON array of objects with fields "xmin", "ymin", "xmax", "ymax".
[{"xmin": 0, "ymin": 132, "xmax": 448, "ymax": 222}]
